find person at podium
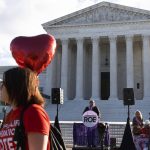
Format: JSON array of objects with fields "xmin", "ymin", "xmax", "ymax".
[
  {"xmin": 83, "ymin": 99, "xmax": 101, "ymax": 147},
  {"xmin": 83, "ymin": 99, "xmax": 100, "ymax": 117}
]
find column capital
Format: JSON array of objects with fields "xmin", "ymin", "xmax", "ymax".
[
  {"xmin": 61, "ymin": 38, "xmax": 68, "ymax": 44},
  {"xmin": 91, "ymin": 36, "xmax": 100, "ymax": 41},
  {"xmin": 109, "ymin": 35, "xmax": 117, "ymax": 42},
  {"xmin": 125, "ymin": 34, "xmax": 134, "ymax": 40},
  {"xmin": 76, "ymin": 37, "xmax": 84, "ymax": 42},
  {"xmin": 142, "ymin": 35, "xmax": 150, "ymax": 40}
]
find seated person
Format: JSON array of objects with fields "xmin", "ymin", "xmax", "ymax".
[
  {"xmin": 132, "ymin": 110, "xmax": 143, "ymax": 136},
  {"xmin": 132, "ymin": 110, "xmax": 150, "ymax": 150}
]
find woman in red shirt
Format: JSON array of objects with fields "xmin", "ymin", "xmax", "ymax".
[{"xmin": 0, "ymin": 67, "xmax": 50, "ymax": 150}]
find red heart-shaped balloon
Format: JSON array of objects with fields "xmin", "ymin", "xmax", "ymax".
[{"xmin": 10, "ymin": 34, "xmax": 56, "ymax": 74}]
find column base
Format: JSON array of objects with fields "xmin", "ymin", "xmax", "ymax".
[
  {"xmin": 108, "ymin": 96, "xmax": 118, "ymax": 101},
  {"xmin": 90, "ymin": 97, "xmax": 100, "ymax": 101},
  {"xmin": 74, "ymin": 97, "xmax": 84, "ymax": 100},
  {"xmin": 143, "ymin": 96, "xmax": 150, "ymax": 101},
  {"xmin": 63, "ymin": 99, "xmax": 68, "ymax": 101}
]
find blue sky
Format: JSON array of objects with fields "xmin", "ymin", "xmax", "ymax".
[{"xmin": 0, "ymin": 0, "xmax": 150, "ymax": 66}]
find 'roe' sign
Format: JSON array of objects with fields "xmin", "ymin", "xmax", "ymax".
[{"xmin": 82, "ymin": 110, "xmax": 98, "ymax": 127}]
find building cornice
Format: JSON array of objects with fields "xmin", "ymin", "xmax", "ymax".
[
  {"xmin": 42, "ymin": 1, "xmax": 150, "ymax": 27},
  {"xmin": 43, "ymin": 19, "xmax": 150, "ymax": 29},
  {"xmin": 44, "ymin": 19, "xmax": 150, "ymax": 39}
]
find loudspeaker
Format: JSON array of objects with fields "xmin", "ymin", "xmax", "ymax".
[
  {"xmin": 123, "ymin": 88, "xmax": 135, "ymax": 105},
  {"xmin": 51, "ymin": 88, "xmax": 63, "ymax": 104}
]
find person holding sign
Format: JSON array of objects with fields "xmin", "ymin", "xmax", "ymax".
[{"xmin": 82, "ymin": 99, "xmax": 101, "ymax": 147}]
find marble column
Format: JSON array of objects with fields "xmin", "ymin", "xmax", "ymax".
[
  {"xmin": 125, "ymin": 35, "xmax": 134, "ymax": 88},
  {"xmin": 91, "ymin": 37, "xmax": 100, "ymax": 99},
  {"xmin": 75, "ymin": 38, "xmax": 84, "ymax": 100},
  {"xmin": 44, "ymin": 61, "xmax": 54, "ymax": 97},
  {"xmin": 109, "ymin": 36, "xmax": 118, "ymax": 100},
  {"xmin": 61, "ymin": 38, "xmax": 68, "ymax": 100},
  {"xmin": 142, "ymin": 35, "xmax": 150, "ymax": 100}
]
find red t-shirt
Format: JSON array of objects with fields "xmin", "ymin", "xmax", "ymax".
[{"xmin": 0, "ymin": 104, "xmax": 50, "ymax": 150}]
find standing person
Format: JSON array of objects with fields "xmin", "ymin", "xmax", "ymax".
[
  {"xmin": 83, "ymin": 99, "xmax": 101, "ymax": 147},
  {"xmin": 83, "ymin": 99, "xmax": 100, "ymax": 118},
  {"xmin": 0, "ymin": 67, "xmax": 50, "ymax": 150}
]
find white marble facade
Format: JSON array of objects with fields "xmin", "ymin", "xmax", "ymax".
[{"xmin": 42, "ymin": 1, "xmax": 150, "ymax": 101}]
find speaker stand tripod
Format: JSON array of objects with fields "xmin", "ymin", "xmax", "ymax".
[
  {"xmin": 127, "ymin": 105, "xmax": 130, "ymax": 121},
  {"xmin": 56, "ymin": 103, "xmax": 59, "ymax": 118},
  {"xmin": 120, "ymin": 104, "xmax": 136, "ymax": 150},
  {"xmin": 54, "ymin": 103, "xmax": 62, "ymax": 132}
]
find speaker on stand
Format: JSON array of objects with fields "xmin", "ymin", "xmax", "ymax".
[
  {"xmin": 51, "ymin": 88, "xmax": 64, "ymax": 120},
  {"xmin": 51, "ymin": 88, "xmax": 64, "ymax": 128},
  {"xmin": 123, "ymin": 88, "xmax": 135, "ymax": 106},
  {"xmin": 120, "ymin": 88, "xmax": 136, "ymax": 150},
  {"xmin": 51, "ymin": 88, "xmax": 66, "ymax": 149},
  {"xmin": 51, "ymin": 88, "xmax": 64, "ymax": 104},
  {"xmin": 123, "ymin": 88, "xmax": 135, "ymax": 119}
]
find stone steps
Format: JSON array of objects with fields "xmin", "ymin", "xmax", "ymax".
[
  {"xmin": 45, "ymin": 99, "xmax": 150, "ymax": 122},
  {"xmin": 55, "ymin": 121, "xmax": 126, "ymax": 149}
]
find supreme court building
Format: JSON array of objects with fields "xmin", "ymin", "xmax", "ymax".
[{"xmin": 41, "ymin": 2, "xmax": 150, "ymax": 121}]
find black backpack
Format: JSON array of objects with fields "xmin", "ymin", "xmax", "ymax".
[
  {"xmin": 50, "ymin": 123, "xmax": 66, "ymax": 150},
  {"xmin": 1, "ymin": 104, "xmax": 66, "ymax": 150}
]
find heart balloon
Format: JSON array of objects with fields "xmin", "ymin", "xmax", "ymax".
[{"xmin": 10, "ymin": 34, "xmax": 56, "ymax": 74}]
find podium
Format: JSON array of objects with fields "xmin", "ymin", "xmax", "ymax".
[{"xmin": 73, "ymin": 123, "xmax": 110, "ymax": 149}]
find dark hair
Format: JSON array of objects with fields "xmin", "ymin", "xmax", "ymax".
[{"xmin": 3, "ymin": 67, "xmax": 44, "ymax": 106}]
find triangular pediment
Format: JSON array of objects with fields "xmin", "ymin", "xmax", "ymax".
[{"xmin": 43, "ymin": 1, "xmax": 150, "ymax": 26}]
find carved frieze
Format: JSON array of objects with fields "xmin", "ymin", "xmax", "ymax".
[{"xmin": 53, "ymin": 6, "xmax": 150, "ymax": 26}]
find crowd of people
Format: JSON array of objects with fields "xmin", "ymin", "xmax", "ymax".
[
  {"xmin": 82, "ymin": 102, "xmax": 150, "ymax": 149},
  {"xmin": 0, "ymin": 67, "xmax": 150, "ymax": 150}
]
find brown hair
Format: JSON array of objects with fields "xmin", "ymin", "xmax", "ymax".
[{"xmin": 3, "ymin": 67, "xmax": 44, "ymax": 107}]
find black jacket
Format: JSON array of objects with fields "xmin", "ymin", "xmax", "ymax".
[{"xmin": 83, "ymin": 106, "xmax": 100, "ymax": 117}]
